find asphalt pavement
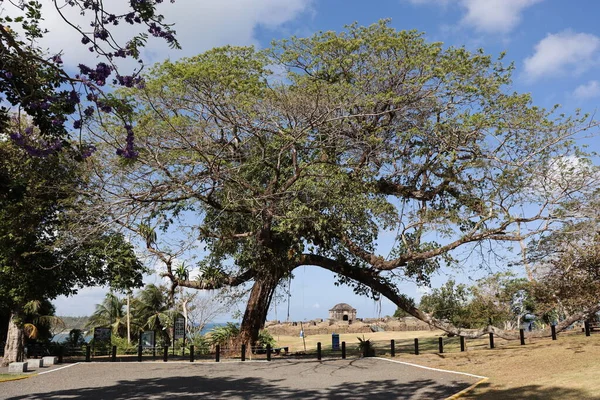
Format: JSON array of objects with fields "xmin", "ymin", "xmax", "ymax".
[{"xmin": 0, "ymin": 357, "xmax": 483, "ymax": 399}]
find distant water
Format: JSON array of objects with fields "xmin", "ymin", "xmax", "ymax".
[
  {"xmin": 51, "ymin": 322, "xmax": 234, "ymax": 342},
  {"xmin": 200, "ymin": 322, "xmax": 233, "ymax": 335},
  {"xmin": 51, "ymin": 332, "xmax": 93, "ymax": 343}
]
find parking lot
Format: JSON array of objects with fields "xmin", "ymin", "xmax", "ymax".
[{"xmin": 1, "ymin": 357, "xmax": 484, "ymax": 399}]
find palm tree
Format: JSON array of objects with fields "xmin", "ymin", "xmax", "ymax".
[
  {"xmin": 86, "ymin": 292, "xmax": 126, "ymax": 337},
  {"xmin": 23, "ymin": 300, "xmax": 65, "ymax": 343},
  {"xmin": 132, "ymin": 284, "xmax": 172, "ymax": 345}
]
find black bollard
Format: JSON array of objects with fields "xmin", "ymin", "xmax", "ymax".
[
  {"xmin": 241, "ymin": 344, "xmax": 246, "ymax": 361},
  {"xmin": 390, "ymin": 340, "xmax": 395, "ymax": 357},
  {"xmin": 216, "ymin": 345, "xmax": 220, "ymax": 362},
  {"xmin": 111, "ymin": 345, "xmax": 117, "ymax": 362},
  {"xmin": 551, "ymin": 325, "xmax": 557, "ymax": 340},
  {"xmin": 585, "ymin": 321, "xmax": 591, "ymax": 337},
  {"xmin": 438, "ymin": 337, "xmax": 444, "ymax": 354},
  {"xmin": 137, "ymin": 345, "xmax": 143, "ymax": 362},
  {"xmin": 341, "ymin": 341, "xmax": 346, "ymax": 359},
  {"xmin": 267, "ymin": 344, "xmax": 271, "ymax": 361},
  {"xmin": 85, "ymin": 345, "xmax": 91, "ymax": 362},
  {"xmin": 190, "ymin": 345, "xmax": 195, "ymax": 362},
  {"xmin": 460, "ymin": 336, "xmax": 466, "ymax": 352},
  {"xmin": 489, "ymin": 333, "xmax": 494, "ymax": 349},
  {"xmin": 520, "ymin": 329, "xmax": 525, "ymax": 346},
  {"xmin": 163, "ymin": 346, "xmax": 168, "ymax": 362},
  {"xmin": 414, "ymin": 338, "xmax": 419, "ymax": 355},
  {"xmin": 317, "ymin": 342, "xmax": 322, "ymax": 361},
  {"xmin": 58, "ymin": 345, "xmax": 64, "ymax": 364}
]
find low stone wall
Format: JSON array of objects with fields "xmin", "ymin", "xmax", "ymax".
[{"xmin": 265, "ymin": 317, "xmax": 432, "ymax": 336}]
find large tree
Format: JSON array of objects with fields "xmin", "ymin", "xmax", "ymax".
[
  {"xmin": 0, "ymin": 138, "xmax": 145, "ymax": 365},
  {"xmin": 91, "ymin": 21, "xmax": 599, "ymax": 345}
]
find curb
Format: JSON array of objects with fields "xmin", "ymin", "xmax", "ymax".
[
  {"xmin": 445, "ymin": 377, "xmax": 489, "ymax": 400},
  {"xmin": 0, "ymin": 374, "xmax": 36, "ymax": 383}
]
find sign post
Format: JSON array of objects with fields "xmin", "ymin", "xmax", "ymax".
[
  {"xmin": 93, "ymin": 327, "xmax": 111, "ymax": 357},
  {"xmin": 141, "ymin": 331, "xmax": 155, "ymax": 349},
  {"xmin": 173, "ymin": 315, "xmax": 186, "ymax": 355}
]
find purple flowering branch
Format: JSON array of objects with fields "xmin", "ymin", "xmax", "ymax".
[{"xmin": 1, "ymin": 0, "xmax": 179, "ymax": 159}]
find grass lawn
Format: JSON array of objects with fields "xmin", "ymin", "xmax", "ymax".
[{"xmin": 273, "ymin": 330, "xmax": 600, "ymax": 399}]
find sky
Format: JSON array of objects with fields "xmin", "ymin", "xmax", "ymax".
[{"xmin": 47, "ymin": 0, "xmax": 600, "ymax": 321}]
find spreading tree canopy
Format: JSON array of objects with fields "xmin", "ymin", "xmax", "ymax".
[{"xmin": 90, "ymin": 21, "xmax": 600, "ymax": 344}]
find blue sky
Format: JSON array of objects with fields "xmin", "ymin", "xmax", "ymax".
[{"xmin": 51, "ymin": 0, "xmax": 600, "ymax": 321}]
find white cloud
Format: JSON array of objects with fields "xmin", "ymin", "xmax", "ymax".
[
  {"xmin": 403, "ymin": 0, "xmax": 542, "ymax": 33},
  {"xmin": 34, "ymin": 0, "xmax": 313, "ymax": 68},
  {"xmin": 312, "ymin": 302, "xmax": 320, "ymax": 309},
  {"xmin": 460, "ymin": 0, "xmax": 542, "ymax": 33},
  {"xmin": 54, "ymin": 286, "xmax": 109, "ymax": 316},
  {"xmin": 573, "ymin": 80, "xmax": 600, "ymax": 99},
  {"xmin": 524, "ymin": 31, "xmax": 600, "ymax": 81}
]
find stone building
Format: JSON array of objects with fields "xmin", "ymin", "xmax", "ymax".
[{"xmin": 328, "ymin": 303, "xmax": 357, "ymax": 321}]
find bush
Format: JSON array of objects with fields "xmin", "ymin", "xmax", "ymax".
[
  {"xmin": 111, "ymin": 335, "xmax": 137, "ymax": 354},
  {"xmin": 357, "ymin": 335, "xmax": 375, "ymax": 357},
  {"xmin": 209, "ymin": 323, "xmax": 239, "ymax": 348},
  {"xmin": 256, "ymin": 330, "xmax": 276, "ymax": 349},
  {"xmin": 188, "ymin": 334, "xmax": 210, "ymax": 355}
]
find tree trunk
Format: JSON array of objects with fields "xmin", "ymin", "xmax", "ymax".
[
  {"xmin": 126, "ymin": 294, "xmax": 131, "ymax": 344},
  {"xmin": 237, "ymin": 273, "xmax": 282, "ymax": 350},
  {"xmin": 1, "ymin": 310, "xmax": 25, "ymax": 367},
  {"xmin": 181, "ymin": 297, "xmax": 189, "ymax": 337}
]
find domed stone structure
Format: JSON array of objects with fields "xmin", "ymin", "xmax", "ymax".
[{"xmin": 329, "ymin": 303, "xmax": 357, "ymax": 321}]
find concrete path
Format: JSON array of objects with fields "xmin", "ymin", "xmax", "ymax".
[{"xmin": 0, "ymin": 358, "xmax": 484, "ymax": 399}]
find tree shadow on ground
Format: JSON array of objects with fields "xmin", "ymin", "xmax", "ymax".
[
  {"xmin": 470, "ymin": 382, "xmax": 600, "ymax": 400},
  {"xmin": 6, "ymin": 374, "xmax": 471, "ymax": 399}
]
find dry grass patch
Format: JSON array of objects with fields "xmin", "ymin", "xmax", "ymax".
[
  {"xmin": 272, "ymin": 329, "xmax": 442, "ymax": 353},
  {"xmin": 395, "ymin": 332, "xmax": 600, "ymax": 399}
]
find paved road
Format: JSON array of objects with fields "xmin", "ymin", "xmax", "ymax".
[{"xmin": 0, "ymin": 358, "xmax": 482, "ymax": 399}]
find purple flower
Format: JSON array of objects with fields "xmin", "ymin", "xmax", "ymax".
[
  {"xmin": 68, "ymin": 90, "xmax": 80, "ymax": 104},
  {"xmin": 9, "ymin": 132, "xmax": 23, "ymax": 141},
  {"xmin": 5, "ymin": 72, "xmax": 13, "ymax": 79},
  {"xmin": 117, "ymin": 124, "xmax": 139, "ymax": 159},
  {"xmin": 81, "ymin": 145, "xmax": 97, "ymax": 159}
]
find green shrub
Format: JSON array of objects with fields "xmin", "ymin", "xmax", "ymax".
[
  {"xmin": 188, "ymin": 334, "xmax": 210, "ymax": 355},
  {"xmin": 209, "ymin": 323, "xmax": 239, "ymax": 348},
  {"xmin": 256, "ymin": 330, "xmax": 276, "ymax": 349},
  {"xmin": 111, "ymin": 335, "xmax": 137, "ymax": 354},
  {"xmin": 357, "ymin": 335, "xmax": 375, "ymax": 357}
]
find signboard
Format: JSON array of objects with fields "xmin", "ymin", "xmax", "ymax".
[
  {"xmin": 93, "ymin": 327, "xmax": 111, "ymax": 343},
  {"xmin": 174, "ymin": 316, "xmax": 186, "ymax": 340},
  {"xmin": 141, "ymin": 331, "xmax": 155, "ymax": 348}
]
